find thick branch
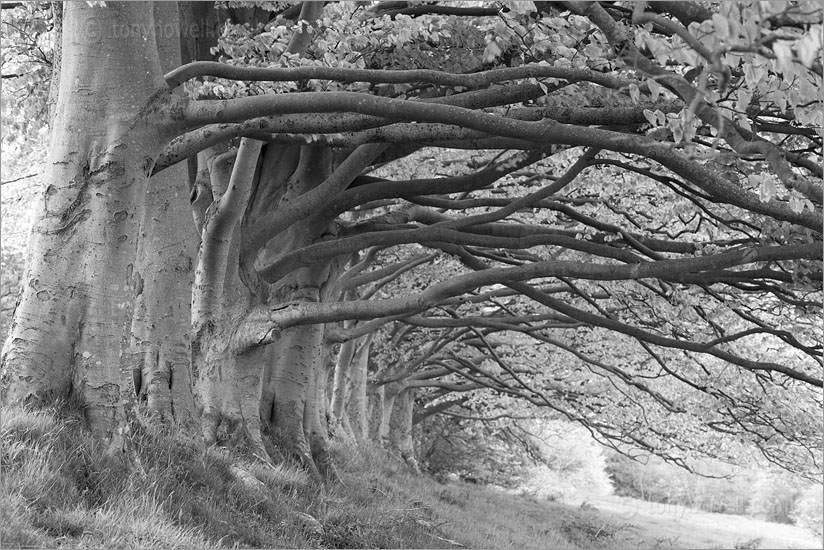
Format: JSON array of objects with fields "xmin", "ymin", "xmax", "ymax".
[
  {"xmin": 234, "ymin": 242, "xmax": 821, "ymax": 359},
  {"xmin": 257, "ymin": 224, "xmax": 643, "ymax": 284},
  {"xmin": 241, "ymin": 142, "xmax": 386, "ymax": 260},
  {"xmin": 192, "ymin": 138, "xmax": 262, "ymax": 325},
  {"xmin": 175, "ymin": 91, "xmax": 822, "ymax": 230},
  {"xmin": 154, "ymin": 82, "xmax": 548, "ymax": 174},
  {"xmin": 165, "ymin": 62, "xmax": 634, "ymax": 91},
  {"xmin": 412, "ymin": 396, "xmax": 470, "ymax": 425}
]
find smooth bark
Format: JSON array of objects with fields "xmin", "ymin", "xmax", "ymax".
[{"xmin": 1, "ymin": 2, "xmax": 174, "ymax": 442}]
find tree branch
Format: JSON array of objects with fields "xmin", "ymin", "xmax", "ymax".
[
  {"xmin": 165, "ymin": 62, "xmax": 635, "ymax": 91},
  {"xmin": 175, "ymin": 91, "xmax": 822, "ymax": 230}
]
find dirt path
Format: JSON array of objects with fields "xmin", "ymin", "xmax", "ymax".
[{"xmin": 575, "ymin": 494, "xmax": 821, "ymax": 549}]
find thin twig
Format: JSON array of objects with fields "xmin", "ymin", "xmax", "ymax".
[{"xmin": 1, "ymin": 172, "xmax": 38, "ymax": 185}]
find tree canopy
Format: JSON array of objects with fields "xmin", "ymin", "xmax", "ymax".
[{"xmin": 1, "ymin": 1, "xmax": 821, "ymax": 482}]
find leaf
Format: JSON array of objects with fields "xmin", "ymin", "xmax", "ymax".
[
  {"xmin": 669, "ymin": 118, "xmax": 684, "ymax": 143},
  {"xmin": 742, "ymin": 14, "xmax": 759, "ymax": 43},
  {"xmin": 648, "ymin": 78, "xmax": 661, "ymax": 102},
  {"xmin": 743, "ymin": 62, "xmax": 766, "ymax": 88},
  {"xmin": 712, "ymin": 14, "xmax": 730, "ymax": 39},
  {"xmin": 736, "ymin": 88, "xmax": 752, "ymax": 113},
  {"xmin": 483, "ymin": 41, "xmax": 503, "ymax": 63},
  {"xmin": 643, "ymin": 109, "xmax": 657, "ymax": 126},
  {"xmin": 789, "ymin": 195, "xmax": 804, "ymax": 214},
  {"xmin": 772, "ymin": 41, "xmax": 794, "ymax": 74},
  {"xmin": 796, "ymin": 31, "xmax": 821, "ymax": 68},
  {"xmin": 758, "ymin": 176, "xmax": 776, "ymax": 202},
  {"xmin": 629, "ymin": 84, "xmax": 640, "ymax": 103}
]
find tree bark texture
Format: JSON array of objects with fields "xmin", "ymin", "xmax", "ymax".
[
  {"xmin": 128, "ymin": 1, "xmax": 199, "ymax": 426},
  {"xmin": 190, "ymin": 138, "xmax": 272, "ymax": 461},
  {"xmin": 345, "ymin": 335, "xmax": 372, "ymax": 442},
  {"xmin": 1, "ymin": 2, "xmax": 174, "ymax": 441},
  {"xmin": 388, "ymin": 388, "xmax": 421, "ymax": 473}
]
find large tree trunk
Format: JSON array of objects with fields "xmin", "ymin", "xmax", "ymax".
[
  {"xmin": 190, "ymin": 139, "xmax": 273, "ymax": 461},
  {"xmin": 374, "ymin": 383, "xmax": 400, "ymax": 446},
  {"xmin": 330, "ymin": 330, "xmax": 373, "ymax": 443},
  {"xmin": 129, "ymin": 160, "xmax": 198, "ymax": 426},
  {"xmin": 1, "ymin": 2, "xmax": 175, "ymax": 443},
  {"xmin": 129, "ymin": 1, "xmax": 199, "ymax": 426},
  {"xmin": 264, "ymin": 259, "xmax": 336, "ymax": 477}
]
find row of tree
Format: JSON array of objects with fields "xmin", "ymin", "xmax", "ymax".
[{"xmin": 1, "ymin": 1, "xmax": 821, "ymax": 482}]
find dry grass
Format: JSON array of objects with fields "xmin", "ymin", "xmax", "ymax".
[
  {"xmin": 1, "ymin": 403, "xmax": 610, "ymax": 549},
  {"xmin": 4, "ymin": 403, "xmax": 814, "ymax": 549}
]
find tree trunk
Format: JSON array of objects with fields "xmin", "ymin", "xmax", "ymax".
[
  {"xmin": 1, "ymin": 2, "xmax": 175, "ymax": 443},
  {"xmin": 368, "ymin": 384, "xmax": 385, "ymax": 442},
  {"xmin": 129, "ymin": 1, "xmax": 199, "ymax": 426},
  {"xmin": 129, "ymin": 160, "xmax": 198, "ymax": 426},
  {"xmin": 267, "ymin": 321, "xmax": 324, "ymax": 476},
  {"xmin": 252, "ymin": 145, "xmax": 349, "ymax": 477},
  {"xmin": 330, "ymin": 330, "xmax": 357, "ymax": 433},
  {"xmin": 389, "ymin": 388, "xmax": 420, "ymax": 473},
  {"xmin": 264, "ymin": 260, "xmax": 335, "ymax": 477},
  {"xmin": 377, "ymin": 384, "xmax": 400, "ymax": 445},
  {"xmin": 190, "ymin": 138, "xmax": 272, "ymax": 461},
  {"xmin": 305, "ymin": 340, "xmax": 338, "ymax": 480},
  {"xmin": 346, "ymin": 335, "xmax": 372, "ymax": 442}
]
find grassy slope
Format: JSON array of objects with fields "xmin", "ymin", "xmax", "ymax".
[{"xmin": 2, "ymin": 404, "xmax": 819, "ymax": 549}]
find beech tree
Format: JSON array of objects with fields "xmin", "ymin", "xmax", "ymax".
[{"xmin": 1, "ymin": 1, "xmax": 821, "ymax": 480}]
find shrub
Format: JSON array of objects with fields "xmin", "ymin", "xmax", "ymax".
[
  {"xmin": 521, "ymin": 421, "xmax": 613, "ymax": 501},
  {"xmin": 605, "ymin": 452, "xmax": 754, "ymax": 515},
  {"xmin": 789, "ymin": 484, "xmax": 823, "ymax": 539},
  {"xmin": 746, "ymin": 471, "xmax": 803, "ymax": 524}
]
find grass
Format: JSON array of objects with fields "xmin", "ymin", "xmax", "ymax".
[{"xmin": 2, "ymin": 403, "xmax": 819, "ymax": 549}]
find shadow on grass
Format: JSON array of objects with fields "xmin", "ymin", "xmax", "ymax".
[{"xmin": 2, "ymin": 402, "xmax": 668, "ymax": 549}]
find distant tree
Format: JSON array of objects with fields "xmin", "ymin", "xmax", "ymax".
[
  {"xmin": 747, "ymin": 470, "xmax": 804, "ymax": 523},
  {"xmin": 790, "ymin": 483, "xmax": 824, "ymax": 539}
]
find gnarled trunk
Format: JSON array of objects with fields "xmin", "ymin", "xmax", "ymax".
[{"xmin": 190, "ymin": 139, "xmax": 272, "ymax": 461}]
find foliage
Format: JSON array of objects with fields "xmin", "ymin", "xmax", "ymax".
[
  {"xmin": 0, "ymin": 178, "xmax": 39, "ymax": 342},
  {"xmin": 519, "ymin": 420, "xmax": 614, "ymax": 502},
  {"xmin": 1, "ymin": 0, "xmax": 822, "ymax": 499},
  {"xmin": 789, "ymin": 483, "xmax": 824, "ymax": 541},
  {"xmin": 746, "ymin": 470, "xmax": 805, "ymax": 524},
  {"xmin": 417, "ymin": 402, "xmax": 540, "ymax": 484},
  {"xmin": 606, "ymin": 451, "xmax": 756, "ymax": 515},
  {"xmin": 606, "ymin": 450, "xmax": 821, "ymax": 530},
  {"xmin": 0, "ymin": 2, "xmax": 52, "ymax": 155},
  {"xmin": 0, "ymin": 2, "xmax": 50, "ymax": 343}
]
